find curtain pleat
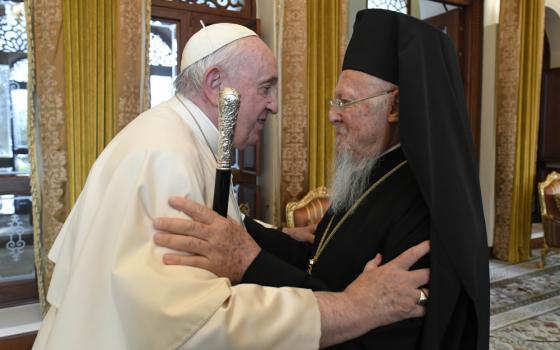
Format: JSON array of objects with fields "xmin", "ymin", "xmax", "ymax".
[
  {"xmin": 307, "ymin": 0, "xmax": 341, "ymax": 190},
  {"xmin": 63, "ymin": 0, "xmax": 117, "ymax": 206},
  {"xmin": 493, "ymin": 0, "xmax": 545, "ymax": 262}
]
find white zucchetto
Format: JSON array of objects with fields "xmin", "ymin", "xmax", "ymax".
[{"xmin": 180, "ymin": 23, "xmax": 257, "ymax": 71}]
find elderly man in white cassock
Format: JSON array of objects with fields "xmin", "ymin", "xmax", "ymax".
[{"xmin": 32, "ymin": 23, "xmax": 429, "ymax": 350}]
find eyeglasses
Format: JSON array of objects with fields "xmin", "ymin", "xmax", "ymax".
[{"xmin": 329, "ymin": 89, "xmax": 396, "ymax": 110}]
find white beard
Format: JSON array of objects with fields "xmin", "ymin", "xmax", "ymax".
[{"xmin": 329, "ymin": 142, "xmax": 378, "ymax": 214}]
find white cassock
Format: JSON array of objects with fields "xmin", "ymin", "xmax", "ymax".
[{"xmin": 33, "ymin": 95, "xmax": 321, "ymax": 350}]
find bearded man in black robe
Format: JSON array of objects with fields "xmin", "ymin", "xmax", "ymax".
[{"xmin": 154, "ymin": 9, "xmax": 489, "ymax": 350}]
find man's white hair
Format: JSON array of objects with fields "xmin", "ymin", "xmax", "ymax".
[{"xmin": 174, "ymin": 39, "xmax": 247, "ymax": 97}]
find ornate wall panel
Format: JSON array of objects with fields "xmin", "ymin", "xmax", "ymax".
[
  {"xmin": 280, "ymin": 0, "xmax": 308, "ymax": 214},
  {"xmin": 29, "ymin": 0, "xmax": 68, "ymax": 310},
  {"xmin": 116, "ymin": 0, "xmax": 151, "ymax": 131}
]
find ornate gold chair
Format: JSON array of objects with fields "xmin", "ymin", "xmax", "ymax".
[
  {"xmin": 286, "ymin": 187, "xmax": 330, "ymax": 228},
  {"xmin": 538, "ymin": 171, "xmax": 560, "ymax": 267}
]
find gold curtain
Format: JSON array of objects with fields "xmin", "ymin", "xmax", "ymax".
[
  {"xmin": 493, "ymin": 0, "xmax": 545, "ymax": 262},
  {"xmin": 63, "ymin": 0, "xmax": 117, "ymax": 205},
  {"xmin": 307, "ymin": 0, "xmax": 345, "ymax": 189},
  {"xmin": 281, "ymin": 0, "xmax": 347, "ymax": 218},
  {"xmin": 30, "ymin": 0, "xmax": 150, "ymax": 310}
]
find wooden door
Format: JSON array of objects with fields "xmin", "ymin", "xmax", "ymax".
[{"xmin": 539, "ymin": 69, "xmax": 560, "ymax": 163}]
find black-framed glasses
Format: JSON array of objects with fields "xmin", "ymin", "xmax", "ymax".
[{"xmin": 329, "ymin": 89, "xmax": 396, "ymax": 110}]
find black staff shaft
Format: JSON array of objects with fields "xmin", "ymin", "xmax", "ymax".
[{"xmin": 212, "ymin": 169, "xmax": 231, "ymax": 217}]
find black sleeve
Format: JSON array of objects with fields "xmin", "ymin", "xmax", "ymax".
[
  {"xmin": 243, "ymin": 216, "xmax": 312, "ymax": 267},
  {"xmin": 242, "ymin": 216, "xmax": 329, "ymax": 290},
  {"xmin": 242, "ymin": 249, "xmax": 330, "ymax": 290}
]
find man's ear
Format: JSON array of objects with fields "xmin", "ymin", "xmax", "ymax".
[
  {"xmin": 387, "ymin": 89, "xmax": 399, "ymax": 124},
  {"xmin": 202, "ymin": 66, "xmax": 222, "ymax": 106}
]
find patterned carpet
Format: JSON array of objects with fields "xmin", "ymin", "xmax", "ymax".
[{"xmin": 490, "ymin": 249, "xmax": 560, "ymax": 349}]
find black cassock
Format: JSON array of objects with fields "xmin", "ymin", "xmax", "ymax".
[
  {"xmin": 243, "ymin": 146, "xmax": 433, "ymax": 349},
  {"xmin": 242, "ymin": 145, "xmax": 480, "ymax": 349}
]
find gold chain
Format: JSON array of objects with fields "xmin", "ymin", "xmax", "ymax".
[{"xmin": 307, "ymin": 160, "xmax": 408, "ymax": 274}]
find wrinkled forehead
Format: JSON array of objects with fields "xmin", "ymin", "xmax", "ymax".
[
  {"xmin": 236, "ymin": 38, "xmax": 278, "ymax": 79},
  {"xmin": 249, "ymin": 37, "xmax": 277, "ymax": 67}
]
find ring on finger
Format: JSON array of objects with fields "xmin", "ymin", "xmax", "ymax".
[{"xmin": 417, "ymin": 288, "xmax": 428, "ymax": 306}]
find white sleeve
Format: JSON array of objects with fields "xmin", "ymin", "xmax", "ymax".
[{"xmin": 181, "ymin": 284, "xmax": 320, "ymax": 349}]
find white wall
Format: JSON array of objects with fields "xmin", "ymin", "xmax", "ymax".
[
  {"xmin": 546, "ymin": 1, "xmax": 560, "ymax": 68},
  {"xmin": 256, "ymin": 0, "xmax": 282, "ymax": 224},
  {"xmin": 347, "ymin": 0, "xmax": 367, "ymax": 46},
  {"xmin": 479, "ymin": 0, "xmax": 501, "ymax": 246}
]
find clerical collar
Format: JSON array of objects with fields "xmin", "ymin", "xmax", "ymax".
[{"xmin": 175, "ymin": 93, "xmax": 219, "ymax": 157}]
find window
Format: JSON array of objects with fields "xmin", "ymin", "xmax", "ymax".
[
  {"xmin": 0, "ymin": 0, "xmax": 37, "ymax": 308},
  {"xmin": 367, "ymin": 0, "xmax": 408, "ymax": 14},
  {"xmin": 164, "ymin": 0, "xmax": 245, "ymax": 12},
  {"xmin": 149, "ymin": 20, "xmax": 178, "ymax": 107}
]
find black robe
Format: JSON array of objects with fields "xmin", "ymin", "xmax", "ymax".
[
  {"xmin": 242, "ymin": 147, "xmax": 433, "ymax": 349},
  {"xmin": 341, "ymin": 10, "xmax": 489, "ymax": 349},
  {"xmin": 242, "ymin": 9, "xmax": 490, "ymax": 350}
]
